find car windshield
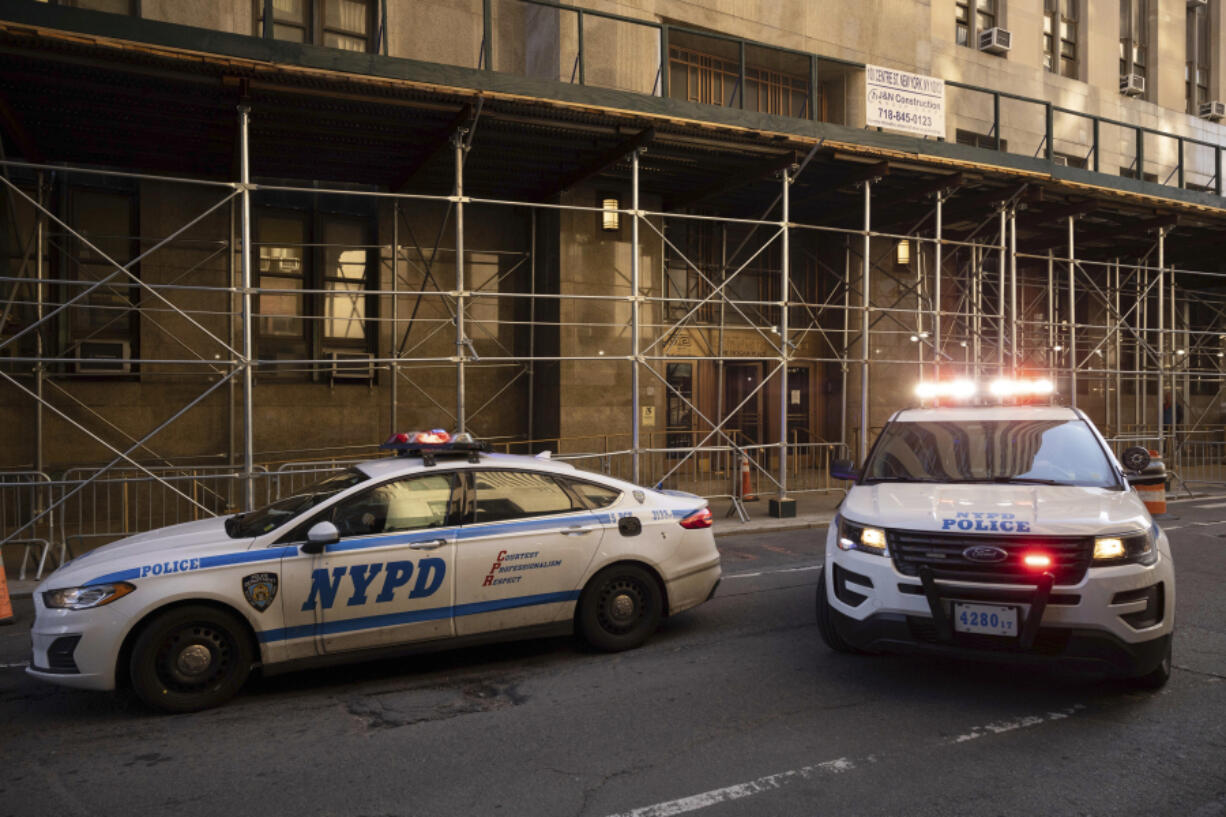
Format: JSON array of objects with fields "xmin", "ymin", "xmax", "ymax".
[
  {"xmin": 225, "ymin": 468, "xmax": 369, "ymax": 538},
  {"xmin": 862, "ymin": 419, "xmax": 1118, "ymax": 488}
]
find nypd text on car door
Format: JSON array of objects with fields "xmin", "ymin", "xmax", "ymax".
[{"xmin": 275, "ymin": 472, "xmax": 461, "ymax": 655}]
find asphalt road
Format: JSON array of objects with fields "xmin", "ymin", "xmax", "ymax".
[{"xmin": 2, "ymin": 499, "xmax": 1224, "ymax": 817}]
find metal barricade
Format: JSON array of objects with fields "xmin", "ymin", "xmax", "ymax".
[{"xmin": 0, "ymin": 471, "xmax": 61, "ymax": 580}]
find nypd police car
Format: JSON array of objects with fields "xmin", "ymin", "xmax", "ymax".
[
  {"xmin": 28, "ymin": 432, "xmax": 721, "ymax": 711},
  {"xmin": 818, "ymin": 379, "xmax": 1175, "ymax": 688}
]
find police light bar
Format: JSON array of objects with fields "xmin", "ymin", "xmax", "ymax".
[
  {"xmin": 379, "ymin": 429, "xmax": 488, "ymax": 465},
  {"xmin": 914, "ymin": 379, "xmax": 978, "ymax": 401},
  {"xmin": 989, "ymin": 378, "xmax": 1055, "ymax": 398}
]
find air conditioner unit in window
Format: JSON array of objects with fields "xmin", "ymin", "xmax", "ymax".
[
  {"xmin": 329, "ymin": 351, "xmax": 374, "ymax": 382},
  {"xmin": 75, "ymin": 339, "xmax": 131, "ymax": 374},
  {"xmin": 1188, "ymin": 0, "xmax": 1207, "ymax": 9},
  {"xmin": 1052, "ymin": 154, "xmax": 1070, "ymax": 166},
  {"xmin": 1120, "ymin": 73, "xmax": 1145, "ymax": 96},
  {"xmin": 978, "ymin": 27, "xmax": 1012, "ymax": 55},
  {"xmin": 1199, "ymin": 100, "xmax": 1226, "ymax": 121}
]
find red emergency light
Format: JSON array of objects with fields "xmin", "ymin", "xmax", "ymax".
[{"xmin": 1021, "ymin": 551, "xmax": 1053, "ymax": 571}]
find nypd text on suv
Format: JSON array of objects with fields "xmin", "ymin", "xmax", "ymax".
[
  {"xmin": 28, "ymin": 432, "xmax": 722, "ymax": 711},
  {"xmin": 817, "ymin": 379, "xmax": 1174, "ymax": 688}
]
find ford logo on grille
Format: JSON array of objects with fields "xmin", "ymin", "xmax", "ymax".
[{"xmin": 963, "ymin": 545, "xmax": 1009, "ymax": 563}]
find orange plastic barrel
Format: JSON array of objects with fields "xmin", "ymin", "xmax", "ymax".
[{"xmin": 1134, "ymin": 449, "xmax": 1166, "ymax": 515}]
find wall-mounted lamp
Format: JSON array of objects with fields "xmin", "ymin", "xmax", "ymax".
[
  {"xmin": 896, "ymin": 239, "xmax": 911, "ymax": 266},
  {"xmin": 600, "ymin": 196, "xmax": 621, "ymax": 232}
]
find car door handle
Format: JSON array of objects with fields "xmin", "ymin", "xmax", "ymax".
[
  {"xmin": 410, "ymin": 538, "xmax": 449, "ymax": 550},
  {"xmin": 563, "ymin": 526, "xmax": 595, "ymax": 536}
]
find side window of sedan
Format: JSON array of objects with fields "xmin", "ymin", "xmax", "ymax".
[
  {"xmin": 565, "ymin": 479, "xmax": 622, "ymax": 509},
  {"xmin": 281, "ymin": 473, "xmax": 458, "ymax": 542},
  {"xmin": 470, "ymin": 470, "xmax": 585, "ymax": 525}
]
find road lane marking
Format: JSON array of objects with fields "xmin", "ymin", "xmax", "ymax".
[
  {"xmin": 1, "ymin": 662, "xmax": 30, "ymax": 669},
  {"xmin": 724, "ymin": 565, "xmax": 821, "ymax": 580},
  {"xmin": 604, "ymin": 757, "xmax": 866, "ymax": 817},
  {"xmin": 1191, "ymin": 501, "xmax": 1226, "ymax": 509},
  {"xmin": 605, "ymin": 705, "xmax": 1086, "ymax": 817},
  {"xmin": 949, "ymin": 705, "xmax": 1085, "ymax": 743}
]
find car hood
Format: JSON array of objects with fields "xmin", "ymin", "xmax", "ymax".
[
  {"xmin": 40, "ymin": 516, "xmax": 253, "ymax": 588},
  {"xmin": 841, "ymin": 483, "xmax": 1151, "ymax": 536}
]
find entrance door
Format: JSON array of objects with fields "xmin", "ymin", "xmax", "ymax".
[
  {"xmin": 786, "ymin": 365, "xmax": 812, "ymax": 443},
  {"xmin": 724, "ymin": 362, "xmax": 763, "ymax": 445}
]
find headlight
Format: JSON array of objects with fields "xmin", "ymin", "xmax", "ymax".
[
  {"xmin": 1093, "ymin": 530, "xmax": 1156, "ymax": 566},
  {"xmin": 43, "ymin": 582, "xmax": 135, "ymax": 610},
  {"xmin": 838, "ymin": 518, "xmax": 889, "ymax": 556}
]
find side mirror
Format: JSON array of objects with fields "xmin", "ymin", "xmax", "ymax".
[
  {"xmin": 301, "ymin": 521, "xmax": 340, "ymax": 554},
  {"xmin": 830, "ymin": 459, "xmax": 859, "ymax": 482},
  {"xmin": 1120, "ymin": 446, "xmax": 1151, "ymax": 474}
]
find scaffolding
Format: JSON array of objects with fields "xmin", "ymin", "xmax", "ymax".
[{"xmin": 3, "ymin": 6, "xmax": 1226, "ymax": 571}]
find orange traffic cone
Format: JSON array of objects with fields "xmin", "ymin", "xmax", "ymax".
[
  {"xmin": 740, "ymin": 454, "xmax": 758, "ymax": 502},
  {"xmin": 0, "ymin": 559, "xmax": 14, "ymax": 625}
]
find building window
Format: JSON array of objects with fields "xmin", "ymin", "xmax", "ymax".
[
  {"xmin": 1120, "ymin": 0, "xmax": 1149, "ymax": 92},
  {"xmin": 668, "ymin": 36, "xmax": 813, "ymax": 119},
  {"xmin": 256, "ymin": 0, "xmax": 373, "ymax": 52},
  {"xmin": 957, "ymin": 0, "xmax": 1000, "ymax": 48},
  {"xmin": 1187, "ymin": 1, "xmax": 1211, "ymax": 114},
  {"xmin": 60, "ymin": 185, "xmax": 140, "ymax": 374},
  {"xmin": 35, "ymin": 0, "xmax": 138, "ymax": 13},
  {"xmin": 254, "ymin": 202, "xmax": 374, "ymax": 379},
  {"xmin": 1044, "ymin": 0, "xmax": 1080, "ymax": 79},
  {"xmin": 956, "ymin": 129, "xmax": 1008, "ymax": 152}
]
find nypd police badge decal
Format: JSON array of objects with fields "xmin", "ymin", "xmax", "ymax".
[{"xmin": 242, "ymin": 572, "xmax": 278, "ymax": 613}]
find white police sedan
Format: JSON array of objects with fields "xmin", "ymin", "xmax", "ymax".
[{"xmin": 28, "ymin": 432, "xmax": 721, "ymax": 711}]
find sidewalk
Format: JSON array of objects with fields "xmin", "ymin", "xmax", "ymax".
[{"xmin": 2, "ymin": 492, "xmax": 842, "ymax": 601}]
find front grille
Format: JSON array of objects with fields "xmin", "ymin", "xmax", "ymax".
[{"xmin": 889, "ymin": 528, "xmax": 1092, "ymax": 586}]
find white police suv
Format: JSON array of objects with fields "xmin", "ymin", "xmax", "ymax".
[
  {"xmin": 28, "ymin": 432, "xmax": 721, "ymax": 711},
  {"xmin": 817, "ymin": 379, "xmax": 1174, "ymax": 688}
]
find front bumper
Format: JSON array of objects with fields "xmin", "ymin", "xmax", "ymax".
[
  {"xmin": 824, "ymin": 527, "xmax": 1175, "ymax": 677},
  {"xmin": 26, "ymin": 594, "xmax": 128, "ymax": 691}
]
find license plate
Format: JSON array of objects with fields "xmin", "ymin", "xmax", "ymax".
[{"xmin": 953, "ymin": 603, "xmax": 1018, "ymax": 637}]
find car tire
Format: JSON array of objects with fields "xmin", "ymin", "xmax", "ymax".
[
  {"xmin": 1131, "ymin": 635, "xmax": 1172, "ymax": 691},
  {"xmin": 815, "ymin": 565, "xmax": 859, "ymax": 654},
  {"xmin": 129, "ymin": 605, "xmax": 254, "ymax": 713},
  {"xmin": 577, "ymin": 564, "xmax": 663, "ymax": 652}
]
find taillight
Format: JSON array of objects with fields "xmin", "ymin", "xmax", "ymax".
[{"xmin": 679, "ymin": 508, "xmax": 712, "ymax": 529}]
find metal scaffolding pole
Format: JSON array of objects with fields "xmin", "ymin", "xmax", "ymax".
[
  {"xmin": 860, "ymin": 180, "xmax": 871, "ymax": 464},
  {"xmin": 631, "ymin": 149, "xmax": 642, "ymax": 484},
  {"xmin": 34, "ymin": 172, "xmax": 44, "ymax": 478},
  {"xmin": 778, "ymin": 166, "xmax": 790, "ymax": 498},
  {"xmin": 1047, "ymin": 251, "xmax": 1054, "ymax": 373},
  {"xmin": 1008, "ymin": 206, "xmax": 1017, "ymax": 375},
  {"xmin": 1114, "ymin": 260, "xmax": 1121, "ymax": 434},
  {"xmin": 998, "ymin": 206, "xmax": 1005, "ymax": 372},
  {"xmin": 391, "ymin": 199, "xmax": 399, "ymax": 433},
  {"xmin": 238, "ymin": 103, "xmax": 254, "ymax": 511},
  {"xmin": 1158, "ymin": 228, "xmax": 1166, "ymax": 453},
  {"xmin": 454, "ymin": 133, "xmax": 468, "ymax": 434},
  {"xmin": 934, "ymin": 191, "xmax": 943, "ymax": 379},
  {"xmin": 841, "ymin": 239, "xmax": 849, "ymax": 453},
  {"xmin": 1068, "ymin": 216, "xmax": 1076, "ymax": 408}
]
